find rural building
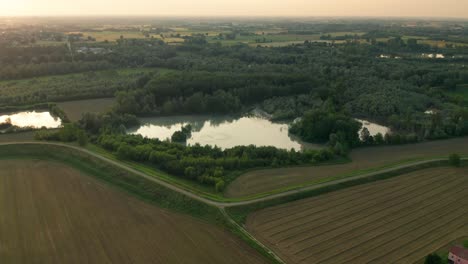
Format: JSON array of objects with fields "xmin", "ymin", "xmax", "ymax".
[{"xmin": 448, "ymin": 246, "xmax": 468, "ymax": 264}]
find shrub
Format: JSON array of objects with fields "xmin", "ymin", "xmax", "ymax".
[
  {"xmin": 424, "ymin": 253, "xmax": 442, "ymax": 264},
  {"xmin": 449, "ymin": 153, "xmax": 461, "ymax": 167},
  {"xmin": 215, "ymin": 180, "xmax": 225, "ymax": 193}
]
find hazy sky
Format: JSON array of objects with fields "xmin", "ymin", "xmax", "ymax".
[{"xmin": 1, "ymin": 0, "xmax": 467, "ymax": 18}]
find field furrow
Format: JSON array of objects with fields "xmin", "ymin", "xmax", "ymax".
[
  {"xmin": 246, "ymin": 167, "xmax": 468, "ymax": 264},
  {"xmin": 291, "ymin": 176, "xmax": 466, "ymax": 256},
  {"xmin": 253, "ymin": 169, "xmax": 438, "ymax": 228},
  {"xmin": 268, "ymin": 172, "xmax": 451, "ymax": 242},
  {"xmin": 300, "ymin": 184, "xmax": 468, "ymax": 263}
]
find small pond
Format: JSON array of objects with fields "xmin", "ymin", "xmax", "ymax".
[
  {"xmin": 356, "ymin": 118, "xmax": 391, "ymax": 138},
  {"xmin": 128, "ymin": 115, "xmax": 321, "ymax": 151},
  {"xmin": 0, "ymin": 111, "xmax": 62, "ymax": 129}
]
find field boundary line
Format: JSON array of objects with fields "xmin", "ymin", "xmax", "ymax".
[
  {"xmin": 220, "ymin": 208, "xmax": 286, "ymax": 264},
  {"xmin": 0, "ymin": 142, "xmax": 466, "ymax": 208}
]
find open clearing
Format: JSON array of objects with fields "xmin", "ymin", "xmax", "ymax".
[
  {"xmin": 226, "ymin": 136, "xmax": 468, "ymax": 197},
  {"xmin": 58, "ymin": 98, "xmax": 115, "ymax": 121},
  {"xmin": 0, "ymin": 160, "xmax": 267, "ymax": 264},
  {"xmin": 246, "ymin": 167, "xmax": 468, "ymax": 264}
]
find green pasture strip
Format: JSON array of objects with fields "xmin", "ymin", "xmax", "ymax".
[
  {"xmin": 223, "ymin": 156, "xmax": 351, "ymax": 185},
  {"xmin": 0, "ymin": 102, "xmax": 52, "ymax": 113},
  {"xmin": 226, "ymin": 160, "xmax": 462, "ymax": 225}
]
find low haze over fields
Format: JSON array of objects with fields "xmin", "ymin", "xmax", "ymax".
[{"xmin": 1, "ymin": 0, "xmax": 467, "ymax": 18}]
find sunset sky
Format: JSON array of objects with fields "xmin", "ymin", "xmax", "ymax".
[{"xmin": 0, "ymin": 0, "xmax": 467, "ymax": 18}]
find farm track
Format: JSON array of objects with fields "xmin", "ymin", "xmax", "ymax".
[
  {"xmin": 247, "ymin": 167, "xmax": 468, "ymax": 264},
  {"xmin": 1, "ymin": 141, "xmax": 464, "ymax": 208}
]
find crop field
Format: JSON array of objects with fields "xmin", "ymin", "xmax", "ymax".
[
  {"xmin": 207, "ymin": 32, "xmax": 362, "ymax": 46},
  {"xmin": 0, "ymin": 160, "xmax": 267, "ymax": 264},
  {"xmin": 418, "ymin": 39, "xmax": 468, "ymax": 48},
  {"xmin": 58, "ymin": 98, "xmax": 115, "ymax": 121},
  {"xmin": 226, "ymin": 136, "xmax": 468, "ymax": 197},
  {"xmin": 71, "ymin": 31, "xmax": 151, "ymax": 42},
  {"xmin": 246, "ymin": 167, "xmax": 468, "ymax": 264}
]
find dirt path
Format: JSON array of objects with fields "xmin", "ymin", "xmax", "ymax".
[{"xmin": 0, "ymin": 141, "xmax": 464, "ymax": 208}]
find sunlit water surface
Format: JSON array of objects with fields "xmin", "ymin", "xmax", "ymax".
[
  {"xmin": 129, "ymin": 115, "xmax": 321, "ymax": 151},
  {"xmin": 0, "ymin": 111, "xmax": 62, "ymax": 129}
]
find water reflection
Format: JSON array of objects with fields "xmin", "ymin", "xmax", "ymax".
[
  {"xmin": 356, "ymin": 118, "xmax": 391, "ymax": 138},
  {"xmin": 0, "ymin": 111, "xmax": 62, "ymax": 129},
  {"xmin": 129, "ymin": 115, "xmax": 321, "ymax": 151}
]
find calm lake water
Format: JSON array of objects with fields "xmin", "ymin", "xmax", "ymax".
[
  {"xmin": 129, "ymin": 115, "xmax": 321, "ymax": 151},
  {"xmin": 0, "ymin": 111, "xmax": 62, "ymax": 129},
  {"xmin": 356, "ymin": 119, "xmax": 391, "ymax": 138}
]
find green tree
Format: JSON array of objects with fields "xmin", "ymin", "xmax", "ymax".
[
  {"xmin": 449, "ymin": 153, "xmax": 461, "ymax": 167},
  {"xmin": 59, "ymin": 124, "xmax": 78, "ymax": 142},
  {"xmin": 171, "ymin": 131, "xmax": 188, "ymax": 143},
  {"xmin": 360, "ymin": 127, "xmax": 371, "ymax": 144},
  {"xmin": 116, "ymin": 143, "xmax": 135, "ymax": 160},
  {"xmin": 424, "ymin": 253, "xmax": 442, "ymax": 264},
  {"xmin": 77, "ymin": 130, "xmax": 88, "ymax": 146},
  {"xmin": 215, "ymin": 180, "xmax": 225, "ymax": 193}
]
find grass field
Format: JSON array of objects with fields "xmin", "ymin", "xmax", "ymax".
[
  {"xmin": 0, "ymin": 131, "xmax": 35, "ymax": 142},
  {"xmin": 71, "ymin": 31, "xmax": 150, "ymax": 42},
  {"xmin": 226, "ymin": 137, "xmax": 468, "ymax": 198},
  {"xmin": 208, "ymin": 32, "xmax": 361, "ymax": 46},
  {"xmin": 0, "ymin": 159, "xmax": 268, "ymax": 264},
  {"xmin": 58, "ymin": 98, "xmax": 115, "ymax": 121},
  {"xmin": 246, "ymin": 167, "xmax": 468, "ymax": 264}
]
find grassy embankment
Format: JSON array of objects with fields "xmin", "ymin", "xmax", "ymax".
[
  {"xmin": 84, "ymin": 143, "xmax": 350, "ymax": 203},
  {"xmin": 84, "ymin": 137, "xmax": 468, "ymax": 204}
]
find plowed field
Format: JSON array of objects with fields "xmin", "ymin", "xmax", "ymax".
[
  {"xmin": 0, "ymin": 160, "xmax": 267, "ymax": 264},
  {"xmin": 247, "ymin": 167, "xmax": 468, "ymax": 264}
]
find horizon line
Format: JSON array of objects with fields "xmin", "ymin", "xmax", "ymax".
[{"xmin": 1, "ymin": 14, "xmax": 468, "ymax": 21}]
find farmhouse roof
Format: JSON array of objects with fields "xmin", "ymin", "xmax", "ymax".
[{"xmin": 450, "ymin": 246, "xmax": 468, "ymax": 260}]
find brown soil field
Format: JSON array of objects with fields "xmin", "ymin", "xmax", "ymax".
[
  {"xmin": 0, "ymin": 160, "xmax": 268, "ymax": 264},
  {"xmin": 246, "ymin": 167, "xmax": 468, "ymax": 264},
  {"xmin": 226, "ymin": 137, "xmax": 468, "ymax": 198},
  {"xmin": 57, "ymin": 98, "xmax": 115, "ymax": 122}
]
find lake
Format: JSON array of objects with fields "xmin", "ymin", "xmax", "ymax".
[
  {"xmin": 128, "ymin": 115, "xmax": 321, "ymax": 151},
  {"xmin": 356, "ymin": 118, "xmax": 391, "ymax": 138},
  {"xmin": 0, "ymin": 111, "xmax": 62, "ymax": 129}
]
